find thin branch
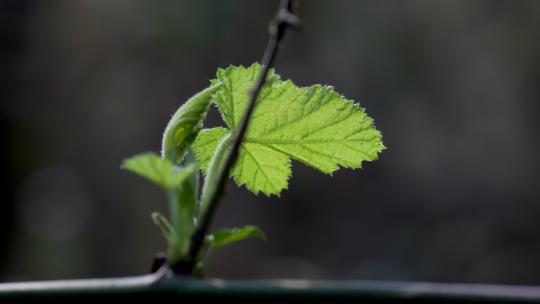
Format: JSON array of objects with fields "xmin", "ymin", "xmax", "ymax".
[{"xmin": 185, "ymin": 0, "xmax": 300, "ymax": 271}]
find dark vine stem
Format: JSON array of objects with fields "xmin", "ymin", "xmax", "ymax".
[{"xmin": 184, "ymin": 0, "xmax": 300, "ymax": 272}]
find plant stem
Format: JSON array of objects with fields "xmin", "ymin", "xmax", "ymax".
[
  {"xmin": 167, "ymin": 190, "xmax": 182, "ymax": 265},
  {"xmin": 186, "ymin": 0, "xmax": 300, "ymax": 272}
]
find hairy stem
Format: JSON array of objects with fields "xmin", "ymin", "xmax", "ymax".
[{"xmin": 198, "ymin": 133, "xmax": 232, "ymax": 216}]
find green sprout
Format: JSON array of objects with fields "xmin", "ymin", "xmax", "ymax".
[{"xmin": 122, "ymin": 63, "xmax": 384, "ymax": 276}]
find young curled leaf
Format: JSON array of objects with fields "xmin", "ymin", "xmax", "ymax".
[
  {"xmin": 206, "ymin": 225, "xmax": 266, "ymax": 249},
  {"xmin": 162, "ymin": 84, "xmax": 221, "ymax": 165}
]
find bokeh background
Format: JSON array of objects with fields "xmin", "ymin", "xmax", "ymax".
[{"xmin": 2, "ymin": 0, "xmax": 540, "ymax": 284}]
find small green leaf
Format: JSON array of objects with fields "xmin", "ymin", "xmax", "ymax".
[
  {"xmin": 193, "ymin": 63, "xmax": 385, "ymax": 196},
  {"xmin": 151, "ymin": 212, "xmax": 176, "ymax": 244},
  {"xmin": 162, "ymin": 83, "xmax": 221, "ymax": 165},
  {"xmin": 122, "ymin": 152, "xmax": 194, "ymax": 190},
  {"xmin": 206, "ymin": 225, "xmax": 266, "ymax": 249}
]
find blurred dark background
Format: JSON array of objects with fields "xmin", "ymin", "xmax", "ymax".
[{"xmin": 2, "ymin": 0, "xmax": 540, "ymax": 284}]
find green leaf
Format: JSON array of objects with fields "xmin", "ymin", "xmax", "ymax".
[
  {"xmin": 122, "ymin": 152, "xmax": 195, "ymax": 190},
  {"xmin": 161, "ymin": 84, "xmax": 221, "ymax": 165},
  {"xmin": 206, "ymin": 226, "xmax": 266, "ymax": 249},
  {"xmin": 192, "ymin": 127, "xmax": 229, "ymax": 174},
  {"xmin": 209, "ymin": 64, "xmax": 280, "ymax": 129},
  {"xmin": 193, "ymin": 63, "xmax": 385, "ymax": 196}
]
